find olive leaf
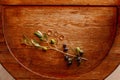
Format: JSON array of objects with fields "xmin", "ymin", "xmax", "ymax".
[
  {"xmin": 34, "ymin": 30, "xmax": 43, "ymax": 38},
  {"xmin": 21, "ymin": 30, "xmax": 88, "ymax": 66},
  {"xmin": 43, "ymin": 33, "xmax": 48, "ymax": 40},
  {"xmin": 22, "ymin": 35, "xmax": 32, "ymax": 46},
  {"xmin": 31, "ymin": 39, "xmax": 41, "ymax": 48}
]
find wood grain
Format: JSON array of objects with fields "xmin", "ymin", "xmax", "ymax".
[
  {"xmin": 0, "ymin": 5, "xmax": 119, "ymax": 80},
  {"xmin": 0, "ymin": 2, "xmax": 119, "ymax": 80},
  {"xmin": 0, "ymin": 0, "xmax": 120, "ymax": 5}
]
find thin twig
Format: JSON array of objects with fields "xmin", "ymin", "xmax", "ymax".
[
  {"xmin": 48, "ymin": 47, "xmax": 76, "ymax": 57},
  {"xmin": 22, "ymin": 33, "xmax": 88, "ymax": 61}
]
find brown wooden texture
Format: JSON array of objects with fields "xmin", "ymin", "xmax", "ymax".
[
  {"xmin": 3, "ymin": 6, "xmax": 117, "ymax": 79},
  {"xmin": 0, "ymin": 5, "xmax": 119, "ymax": 80},
  {"xmin": 0, "ymin": 0, "xmax": 120, "ymax": 6}
]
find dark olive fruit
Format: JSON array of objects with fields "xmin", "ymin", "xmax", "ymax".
[
  {"xmin": 67, "ymin": 58, "xmax": 72, "ymax": 66},
  {"xmin": 64, "ymin": 55, "xmax": 69, "ymax": 61},
  {"xmin": 76, "ymin": 56, "xmax": 82, "ymax": 66},
  {"xmin": 67, "ymin": 61, "xmax": 72, "ymax": 66},
  {"xmin": 63, "ymin": 47, "xmax": 69, "ymax": 52},
  {"xmin": 77, "ymin": 56, "xmax": 81, "ymax": 61},
  {"xmin": 63, "ymin": 44, "xmax": 67, "ymax": 48},
  {"xmin": 77, "ymin": 60, "xmax": 81, "ymax": 66},
  {"xmin": 68, "ymin": 57, "xmax": 72, "ymax": 61}
]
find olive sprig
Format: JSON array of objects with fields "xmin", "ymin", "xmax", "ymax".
[
  {"xmin": 63, "ymin": 44, "xmax": 87, "ymax": 66},
  {"xmin": 34, "ymin": 30, "xmax": 76, "ymax": 57},
  {"xmin": 22, "ymin": 30, "xmax": 88, "ymax": 66}
]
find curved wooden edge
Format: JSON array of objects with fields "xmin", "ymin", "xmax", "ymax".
[
  {"xmin": 59, "ymin": 6, "xmax": 120, "ymax": 80},
  {"xmin": 0, "ymin": 5, "xmax": 120, "ymax": 80},
  {"xmin": 56, "ymin": 6, "xmax": 120, "ymax": 80},
  {"xmin": 83, "ymin": 7, "xmax": 120, "ymax": 79},
  {"xmin": 0, "ymin": 5, "xmax": 47, "ymax": 80},
  {"xmin": 80, "ymin": 6, "xmax": 120, "ymax": 79},
  {"xmin": 0, "ymin": 0, "xmax": 120, "ymax": 6}
]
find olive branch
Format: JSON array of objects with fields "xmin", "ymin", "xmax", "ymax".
[{"xmin": 21, "ymin": 30, "xmax": 87, "ymax": 66}]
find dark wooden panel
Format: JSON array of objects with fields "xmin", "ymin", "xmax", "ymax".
[
  {"xmin": 0, "ymin": 4, "xmax": 119, "ymax": 80},
  {"xmin": 1, "ymin": 6, "xmax": 118, "ymax": 80},
  {"xmin": 0, "ymin": 0, "xmax": 120, "ymax": 6}
]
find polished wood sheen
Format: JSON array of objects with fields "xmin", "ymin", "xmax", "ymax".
[
  {"xmin": 0, "ymin": 0, "xmax": 120, "ymax": 5},
  {"xmin": 3, "ymin": 6, "xmax": 117, "ymax": 78},
  {"xmin": 0, "ymin": 1, "xmax": 120, "ymax": 80}
]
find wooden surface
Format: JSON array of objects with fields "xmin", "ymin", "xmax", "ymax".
[
  {"xmin": 0, "ymin": 0, "xmax": 120, "ymax": 5},
  {"xmin": 0, "ymin": 1, "xmax": 120, "ymax": 80},
  {"xmin": 2, "ymin": 6, "xmax": 117, "ymax": 79}
]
